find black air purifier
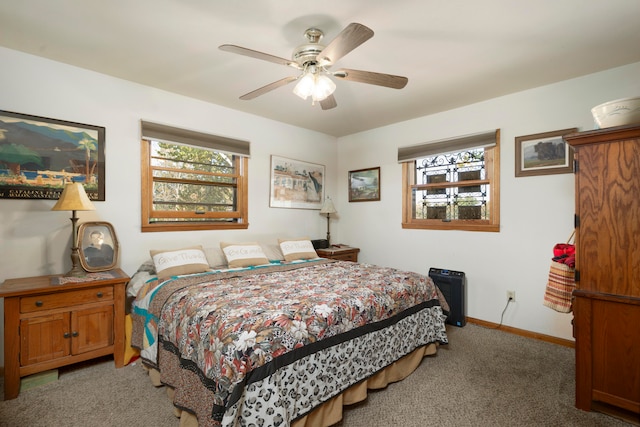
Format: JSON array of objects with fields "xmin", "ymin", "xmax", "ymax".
[
  {"xmin": 311, "ymin": 239, "xmax": 329, "ymax": 249},
  {"xmin": 428, "ymin": 267, "xmax": 466, "ymax": 327}
]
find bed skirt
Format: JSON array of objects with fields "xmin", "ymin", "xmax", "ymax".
[{"xmin": 145, "ymin": 342, "xmax": 438, "ymax": 427}]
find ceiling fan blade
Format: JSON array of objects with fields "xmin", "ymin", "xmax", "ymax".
[
  {"xmin": 239, "ymin": 76, "xmax": 299, "ymax": 100},
  {"xmin": 219, "ymin": 44, "xmax": 301, "ymax": 69},
  {"xmin": 320, "ymin": 94, "xmax": 337, "ymax": 110},
  {"xmin": 316, "ymin": 23, "xmax": 374, "ymax": 67},
  {"xmin": 333, "ymin": 69, "xmax": 408, "ymax": 89}
]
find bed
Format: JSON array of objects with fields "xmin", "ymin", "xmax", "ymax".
[{"xmin": 129, "ymin": 241, "xmax": 449, "ymax": 427}]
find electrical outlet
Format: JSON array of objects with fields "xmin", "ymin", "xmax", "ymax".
[{"xmin": 507, "ymin": 290, "xmax": 516, "ymax": 302}]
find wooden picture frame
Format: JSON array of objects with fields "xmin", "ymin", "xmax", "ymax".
[
  {"xmin": 77, "ymin": 221, "xmax": 119, "ymax": 272},
  {"xmin": 515, "ymin": 128, "xmax": 577, "ymax": 177},
  {"xmin": 0, "ymin": 110, "xmax": 105, "ymax": 200},
  {"xmin": 349, "ymin": 167, "xmax": 380, "ymax": 202},
  {"xmin": 269, "ymin": 155, "xmax": 325, "ymax": 209}
]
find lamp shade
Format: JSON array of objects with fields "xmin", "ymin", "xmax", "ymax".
[
  {"xmin": 51, "ymin": 182, "xmax": 96, "ymax": 211},
  {"xmin": 320, "ymin": 198, "xmax": 337, "ymax": 214}
]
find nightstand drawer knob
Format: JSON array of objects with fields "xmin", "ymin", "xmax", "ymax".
[
  {"xmin": 35, "ymin": 301, "xmax": 43, "ymax": 307},
  {"xmin": 96, "ymin": 292, "xmax": 103, "ymax": 298}
]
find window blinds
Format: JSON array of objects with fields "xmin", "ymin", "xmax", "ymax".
[
  {"xmin": 397, "ymin": 129, "xmax": 498, "ymax": 163},
  {"xmin": 141, "ymin": 120, "xmax": 250, "ymax": 157}
]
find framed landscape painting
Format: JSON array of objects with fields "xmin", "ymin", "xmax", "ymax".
[
  {"xmin": 270, "ymin": 155, "xmax": 325, "ymax": 209},
  {"xmin": 515, "ymin": 128, "xmax": 577, "ymax": 177},
  {"xmin": 0, "ymin": 110, "xmax": 105, "ymax": 200},
  {"xmin": 349, "ymin": 166, "xmax": 380, "ymax": 202}
]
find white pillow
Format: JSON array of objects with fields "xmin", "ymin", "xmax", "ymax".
[
  {"xmin": 150, "ymin": 246, "xmax": 210, "ymax": 280},
  {"xmin": 220, "ymin": 242, "xmax": 270, "ymax": 268},
  {"xmin": 278, "ymin": 238, "xmax": 318, "ymax": 262}
]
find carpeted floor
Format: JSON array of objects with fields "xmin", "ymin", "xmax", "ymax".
[{"xmin": 0, "ymin": 324, "xmax": 633, "ymax": 426}]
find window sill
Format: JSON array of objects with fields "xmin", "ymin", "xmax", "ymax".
[
  {"xmin": 401, "ymin": 221, "xmax": 499, "ymax": 232},
  {"xmin": 142, "ymin": 222, "xmax": 249, "ymax": 232}
]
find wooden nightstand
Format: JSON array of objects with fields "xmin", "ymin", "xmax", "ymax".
[
  {"xmin": 0, "ymin": 268, "xmax": 129, "ymax": 400},
  {"xmin": 316, "ymin": 246, "xmax": 360, "ymax": 262}
]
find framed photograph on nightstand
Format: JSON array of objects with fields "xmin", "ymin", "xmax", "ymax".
[{"xmin": 77, "ymin": 221, "xmax": 119, "ymax": 272}]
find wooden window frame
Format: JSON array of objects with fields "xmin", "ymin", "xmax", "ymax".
[
  {"xmin": 141, "ymin": 139, "xmax": 249, "ymax": 232},
  {"xmin": 401, "ymin": 132, "xmax": 500, "ymax": 232}
]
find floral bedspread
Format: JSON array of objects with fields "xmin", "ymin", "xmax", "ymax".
[{"xmin": 131, "ymin": 259, "xmax": 448, "ymax": 427}]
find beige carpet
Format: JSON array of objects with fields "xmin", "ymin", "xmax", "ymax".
[{"xmin": 0, "ymin": 324, "xmax": 633, "ymax": 426}]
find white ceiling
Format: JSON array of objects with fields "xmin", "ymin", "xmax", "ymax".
[{"xmin": 2, "ymin": 1, "xmax": 640, "ymax": 137}]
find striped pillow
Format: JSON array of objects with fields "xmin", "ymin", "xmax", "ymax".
[
  {"xmin": 278, "ymin": 238, "xmax": 318, "ymax": 262},
  {"xmin": 150, "ymin": 246, "xmax": 210, "ymax": 280},
  {"xmin": 220, "ymin": 242, "xmax": 270, "ymax": 268}
]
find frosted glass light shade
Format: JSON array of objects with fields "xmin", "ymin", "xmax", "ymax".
[
  {"xmin": 312, "ymin": 75, "xmax": 336, "ymax": 102},
  {"xmin": 293, "ymin": 72, "xmax": 336, "ymax": 102},
  {"xmin": 293, "ymin": 73, "xmax": 316, "ymax": 100}
]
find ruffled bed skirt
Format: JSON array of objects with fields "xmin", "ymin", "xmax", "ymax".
[{"xmin": 145, "ymin": 342, "xmax": 438, "ymax": 427}]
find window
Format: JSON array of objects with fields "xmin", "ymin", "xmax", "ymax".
[
  {"xmin": 400, "ymin": 130, "xmax": 500, "ymax": 232},
  {"xmin": 141, "ymin": 121, "xmax": 249, "ymax": 232}
]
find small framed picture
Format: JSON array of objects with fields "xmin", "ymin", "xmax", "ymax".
[
  {"xmin": 515, "ymin": 128, "xmax": 578, "ymax": 177},
  {"xmin": 77, "ymin": 221, "xmax": 119, "ymax": 272},
  {"xmin": 349, "ymin": 167, "xmax": 381, "ymax": 202}
]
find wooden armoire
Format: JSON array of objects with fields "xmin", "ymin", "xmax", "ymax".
[{"xmin": 565, "ymin": 124, "xmax": 640, "ymax": 424}]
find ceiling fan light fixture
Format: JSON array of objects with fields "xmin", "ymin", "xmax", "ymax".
[
  {"xmin": 222, "ymin": 23, "xmax": 405, "ymax": 109},
  {"xmin": 293, "ymin": 67, "xmax": 336, "ymax": 103},
  {"xmin": 312, "ymin": 74, "xmax": 336, "ymax": 102},
  {"xmin": 293, "ymin": 72, "xmax": 315, "ymax": 100}
]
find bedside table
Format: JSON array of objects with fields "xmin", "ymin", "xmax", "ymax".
[
  {"xmin": 0, "ymin": 268, "xmax": 129, "ymax": 400},
  {"xmin": 316, "ymin": 246, "xmax": 360, "ymax": 262}
]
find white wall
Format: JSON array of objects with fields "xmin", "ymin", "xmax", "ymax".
[
  {"xmin": 0, "ymin": 47, "xmax": 337, "ymax": 366},
  {"xmin": 1, "ymin": 45, "xmax": 639, "ymax": 367},
  {"xmin": 335, "ymin": 61, "xmax": 640, "ymax": 341}
]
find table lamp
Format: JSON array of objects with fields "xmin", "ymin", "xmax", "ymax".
[
  {"xmin": 51, "ymin": 182, "xmax": 96, "ymax": 277},
  {"xmin": 319, "ymin": 197, "xmax": 337, "ymax": 245}
]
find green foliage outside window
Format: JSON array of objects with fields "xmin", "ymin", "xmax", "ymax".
[{"xmin": 142, "ymin": 139, "xmax": 248, "ymax": 232}]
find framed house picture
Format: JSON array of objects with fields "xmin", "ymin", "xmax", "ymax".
[
  {"xmin": 0, "ymin": 110, "xmax": 105, "ymax": 200},
  {"xmin": 515, "ymin": 128, "xmax": 577, "ymax": 177},
  {"xmin": 77, "ymin": 221, "xmax": 119, "ymax": 272},
  {"xmin": 269, "ymin": 155, "xmax": 325, "ymax": 209},
  {"xmin": 349, "ymin": 167, "xmax": 380, "ymax": 202}
]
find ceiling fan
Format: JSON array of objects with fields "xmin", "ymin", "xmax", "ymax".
[{"xmin": 219, "ymin": 23, "xmax": 408, "ymax": 110}]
